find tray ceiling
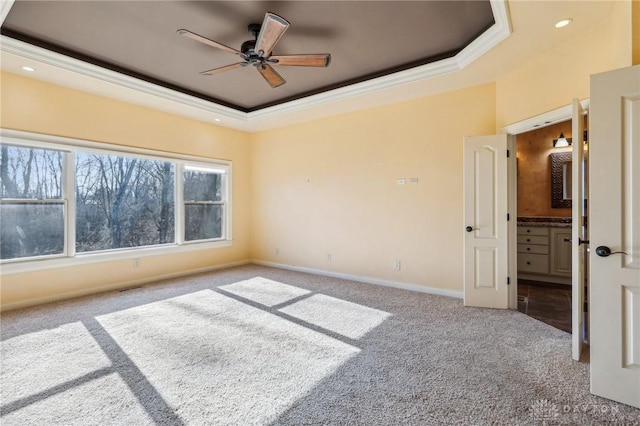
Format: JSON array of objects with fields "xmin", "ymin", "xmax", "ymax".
[{"xmin": 1, "ymin": 1, "xmax": 495, "ymax": 112}]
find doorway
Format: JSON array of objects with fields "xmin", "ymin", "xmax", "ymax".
[
  {"xmin": 514, "ymin": 120, "xmax": 573, "ymax": 332},
  {"xmin": 511, "ymin": 115, "xmax": 588, "ymax": 334},
  {"xmin": 464, "ymin": 100, "xmax": 590, "ymax": 350}
]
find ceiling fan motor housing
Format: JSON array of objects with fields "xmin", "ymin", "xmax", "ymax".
[{"xmin": 241, "ymin": 39, "xmax": 256, "ymax": 56}]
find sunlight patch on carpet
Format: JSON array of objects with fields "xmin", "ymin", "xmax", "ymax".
[
  {"xmin": 1, "ymin": 373, "xmax": 153, "ymax": 426},
  {"xmin": 219, "ymin": 276, "xmax": 311, "ymax": 307},
  {"xmin": 279, "ymin": 294, "xmax": 392, "ymax": 339},
  {"xmin": 0, "ymin": 321, "xmax": 111, "ymax": 406},
  {"xmin": 96, "ymin": 289, "xmax": 360, "ymax": 425}
]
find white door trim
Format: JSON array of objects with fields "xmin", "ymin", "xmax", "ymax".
[
  {"xmin": 502, "ymin": 100, "xmax": 590, "ymax": 309},
  {"xmin": 501, "ymin": 99, "xmax": 590, "ymax": 135}
]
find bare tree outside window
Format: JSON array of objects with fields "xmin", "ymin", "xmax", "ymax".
[
  {"xmin": 1, "ymin": 140, "xmax": 228, "ymax": 262},
  {"xmin": 184, "ymin": 169, "xmax": 224, "ymax": 241},
  {"xmin": 75, "ymin": 152, "xmax": 175, "ymax": 252},
  {"xmin": 0, "ymin": 145, "xmax": 65, "ymax": 260}
]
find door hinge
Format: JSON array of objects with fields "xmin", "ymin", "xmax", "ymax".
[
  {"xmin": 507, "ymin": 213, "xmax": 510, "ymax": 221},
  {"xmin": 507, "ymin": 150, "xmax": 510, "ymax": 158},
  {"xmin": 507, "ymin": 277, "xmax": 511, "ymax": 285}
]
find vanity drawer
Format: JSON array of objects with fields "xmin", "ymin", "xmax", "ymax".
[
  {"xmin": 518, "ymin": 226, "xmax": 549, "ymax": 236},
  {"xmin": 518, "ymin": 253, "xmax": 550, "ymax": 274},
  {"xmin": 517, "ymin": 235, "xmax": 548, "ymax": 245},
  {"xmin": 518, "ymin": 244, "xmax": 549, "ymax": 254}
]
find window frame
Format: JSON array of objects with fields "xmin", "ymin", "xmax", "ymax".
[
  {"xmin": 180, "ymin": 163, "xmax": 228, "ymax": 244},
  {"xmin": 0, "ymin": 143, "xmax": 70, "ymax": 262},
  {"xmin": 0, "ymin": 129, "xmax": 232, "ymax": 275}
]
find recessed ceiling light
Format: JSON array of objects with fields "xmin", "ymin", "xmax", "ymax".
[
  {"xmin": 555, "ymin": 18, "xmax": 573, "ymax": 28},
  {"xmin": 21, "ymin": 66, "xmax": 36, "ymax": 72},
  {"xmin": 214, "ymin": 118, "xmax": 221, "ymax": 122}
]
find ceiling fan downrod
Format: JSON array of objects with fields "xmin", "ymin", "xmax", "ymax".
[{"xmin": 241, "ymin": 23, "xmax": 278, "ymax": 66}]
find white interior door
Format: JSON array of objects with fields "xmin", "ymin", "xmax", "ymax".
[
  {"xmin": 463, "ymin": 135, "xmax": 509, "ymax": 309},
  {"xmin": 572, "ymin": 99, "xmax": 586, "ymax": 361},
  {"xmin": 590, "ymin": 65, "xmax": 640, "ymax": 408}
]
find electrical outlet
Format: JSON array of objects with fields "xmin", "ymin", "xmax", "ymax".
[
  {"xmin": 327, "ymin": 253, "xmax": 332, "ymax": 262},
  {"xmin": 396, "ymin": 178, "xmax": 406, "ymax": 185},
  {"xmin": 394, "ymin": 260, "xmax": 401, "ymax": 271},
  {"xmin": 275, "ymin": 248, "xmax": 280, "ymax": 256},
  {"xmin": 133, "ymin": 258, "xmax": 141, "ymax": 269},
  {"xmin": 409, "ymin": 178, "xmax": 419, "ymax": 184}
]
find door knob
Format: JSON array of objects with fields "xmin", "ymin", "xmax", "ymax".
[
  {"xmin": 466, "ymin": 226, "xmax": 479, "ymax": 232},
  {"xmin": 595, "ymin": 246, "xmax": 628, "ymax": 257}
]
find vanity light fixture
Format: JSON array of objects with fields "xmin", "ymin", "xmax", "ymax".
[{"xmin": 553, "ymin": 133, "xmax": 571, "ymax": 148}]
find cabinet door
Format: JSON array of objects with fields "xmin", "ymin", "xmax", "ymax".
[
  {"xmin": 518, "ymin": 226, "xmax": 549, "ymax": 236},
  {"xmin": 516, "ymin": 235, "xmax": 548, "ymax": 245},
  {"xmin": 550, "ymin": 228, "xmax": 572, "ymax": 276},
  {"xmin": 518, "ymin": 253, "xmax": 550, "ymax": 274}
]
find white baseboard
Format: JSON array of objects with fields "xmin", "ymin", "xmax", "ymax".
[
  {"xmin": 251, "ymin": 260, "xmax": 464, "ymax": 300},
  {"xmin": 0, "ymin": 260, "xmax": 250, "ymax": 312},
  {"xmin": 1, "ymin": 259, "xmax": 463, "ymax": 312}
]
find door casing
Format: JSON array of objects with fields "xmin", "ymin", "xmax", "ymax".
[{"xmin": 502, "ymin": 100, "xmax": 590, "ymax": 309}]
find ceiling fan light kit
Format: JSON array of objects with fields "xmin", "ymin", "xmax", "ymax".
[{"xmin": 178, "ymin": 12, "xmax": 331, "ymax": 88}]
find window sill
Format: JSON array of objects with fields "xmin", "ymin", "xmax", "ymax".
[{"xmin": 0, "ymin": 240, "xmax": 233, "ymax": 275}]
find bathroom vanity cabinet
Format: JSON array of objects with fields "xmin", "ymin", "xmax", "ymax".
[{"xmin": 517, "ymin": 222, "xmax": 572, "ymax": 285}]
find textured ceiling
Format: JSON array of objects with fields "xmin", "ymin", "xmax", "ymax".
[{"xmin": 1, "ymin": 1, "xmax": 494, "ymax": 112}]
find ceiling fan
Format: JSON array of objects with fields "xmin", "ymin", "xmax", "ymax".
[{"xmin": 178, "ymin": 12, "xmax": 331, "ymax": 88}]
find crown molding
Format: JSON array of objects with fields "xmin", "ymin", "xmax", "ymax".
[
  {"xmin": 247, "ymin": 57, "xmax": 460, "ymax": 121},
  {"xmin": 1, "ymin": 0, "xmax": 511, "ymax": 130},
  {"xmin": 0, "ymin": 36, "xmax": 247, "ymax": 122},
  {"xmin": 456, "ymin": 0, "xmax": 511, "ymax": 69},
  {"xmin": 0, "ymin": 0, "xmax": 15, "ymax": 27}
]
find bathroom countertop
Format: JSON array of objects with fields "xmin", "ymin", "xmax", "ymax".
[{"xmin": 517, "ymin": 216, "xmax": 572, "ymax": 228}]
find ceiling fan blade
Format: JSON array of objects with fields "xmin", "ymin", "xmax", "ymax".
[
  {"xmin": 177, "ymin": 29, "xmax": 244, "ymax": 57},
  {"xmin": 257, "ymin": 64, "xmax": 286, "ymax": 88},
  {"xmin": 270, "ymin": 54, "xmax": 331, "ymax": 67},
  {"xmin": 254, "ymin": 13, "xmax": 289, "ymax": 57},
  {"xmin": 200, "ymin": 62, "xmax": 247, "ymax": 75}
]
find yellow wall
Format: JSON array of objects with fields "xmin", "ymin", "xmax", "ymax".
[
  {"xmin": 0, "ymin": 0, "xmax": 634, "ymax": 308},
  {"xmin": 0, "ymin": 72, "xmax": 252, "ymax": 308},
  {"xmin": 496, "ymin": 0, "xmax": 632, "ymax": 130},
  {"xmin": 250, "ymin": 84, "xmax": 496, "ymax": 291}
]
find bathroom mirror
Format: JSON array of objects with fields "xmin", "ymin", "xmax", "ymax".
[{"xmin": 550, "ymin": 151, "xmax": 572, "ymax": 208}]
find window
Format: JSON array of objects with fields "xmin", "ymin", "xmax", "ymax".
[
  {"xmin": 0, "ymin": 145, "xmax": 66, "ymax": 260},
  {"xmin": 183, "ymin": 166, "xmax": 225, "ymax": 242},
  {"xmin": 75, "ymin": 152, "xmax": 175, "ymax": 252},
  {"xmin": 0, "ymin": 131, "xmax": 231, "ymax": 265}
]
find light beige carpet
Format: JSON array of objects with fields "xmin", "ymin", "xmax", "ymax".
[{"xmin": 1, "ymin": 265, "xmax": 638, "ymax": 425}]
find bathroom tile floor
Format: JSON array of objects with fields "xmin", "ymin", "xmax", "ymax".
[{"xmin": 517, "ymin": 279, "xmax": 572, "ymax": 333}]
